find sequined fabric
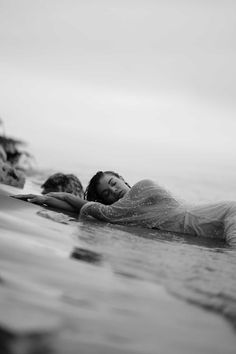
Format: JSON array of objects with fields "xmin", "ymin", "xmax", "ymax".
[{"xmin": 80, "ymin": 179, "xmax": 236, "ymax": 246}]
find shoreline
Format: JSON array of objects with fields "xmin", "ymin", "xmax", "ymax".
[{"xmin": 0, "ymin": 183, "xmax": 236, "ymax": 353}]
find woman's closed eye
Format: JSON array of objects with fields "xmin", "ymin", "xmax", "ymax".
[{"xmin": 110, "ymin": 179, "xmax": 116, "ymax": 186}]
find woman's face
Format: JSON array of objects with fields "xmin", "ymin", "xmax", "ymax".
[{"xmin": 96, "ymin": 173, "xmax": 130, "ymax": 204}]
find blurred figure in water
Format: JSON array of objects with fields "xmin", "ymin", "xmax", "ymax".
[{"xmin": 41, "ymin": 172, "xmax": 84, "ymax": 198}]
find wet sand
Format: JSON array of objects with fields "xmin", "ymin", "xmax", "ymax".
[{"xmin": 0, "ymin": 183, "xmax": 236, "ymax": 354}]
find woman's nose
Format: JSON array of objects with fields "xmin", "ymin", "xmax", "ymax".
[{"xmin": 111, "ymin": 185, "xmax": 118, "ymax": 193}]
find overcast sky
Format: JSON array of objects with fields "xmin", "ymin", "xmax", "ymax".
[{"xmin": 0, "ymin": 0, "xmax": 236, "ymax": 172}]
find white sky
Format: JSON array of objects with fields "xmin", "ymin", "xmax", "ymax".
[{"xmin": 0, "ymin": 0, "xmax": 236, "ymax": 173}]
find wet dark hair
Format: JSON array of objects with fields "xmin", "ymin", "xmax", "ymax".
[
  {"xmin": 41, "ymin": 173, "xmax": 84, "ymax": 197},
  {"xmin": 84, "ymin": 170, "xmax": 130, "ymax": 205}
]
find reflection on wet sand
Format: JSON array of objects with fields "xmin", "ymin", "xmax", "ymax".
[
  {"xmin": 71, "ymin": 247, "xmax": 103, "ymax": 264},
  {"xmin": 0, "ymin": 186, "xmax": 236, "ymax": 354}
]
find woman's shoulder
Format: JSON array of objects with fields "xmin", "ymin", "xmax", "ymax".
[
  {"xmin": 129, "ymin": 179, "xmax": 160, "ymax": 196},
  {"xmin": 132, "ymin": 179, "xmax": 160, "ymax": 189},
  {"xmin": 128, "ymin": 179, "xmax": 174, "ymax": 201}
]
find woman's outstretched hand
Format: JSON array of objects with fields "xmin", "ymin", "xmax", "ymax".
[
  {"xmin": 12, "ymin": 193, "xmax": 39, "ymax": 201},
  {"xmin": 11, "ymin": 194, "xmax": 48, "ymax": 205},
  {"xmin": 12, "ymin": 192, "xmax": 85, "ymax": 213}
]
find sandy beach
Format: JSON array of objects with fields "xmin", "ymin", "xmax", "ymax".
[
  {"xmin": 0, "ymin": 182, "xmax": 236, "ymax": 354},
  {"xmin": 1, "ymin": 0, "xmax": 236, "ymax": 352}
]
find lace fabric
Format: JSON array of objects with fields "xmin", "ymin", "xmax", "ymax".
[
  {"xmin": 185, "ymin": 201, "xmax": 236, "ymax": 244},
  {"xmin": 79, "ymin": 179, "xmax": 236, "ymax": 246},
  {"xmin": 80, "ymin": 180, "xmax": 185, "ymax": 230}
]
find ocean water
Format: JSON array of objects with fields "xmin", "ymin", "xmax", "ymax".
[
  {"xmin": 29, "ymin": 153, "xmax": 236, "ymax": 333},
  {"xmin": 1, "ymin": 153, "xmax": 236, "ymax": 353}
]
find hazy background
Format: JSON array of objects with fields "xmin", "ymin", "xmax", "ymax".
[{"xmin": 0, "ymin": 0, "xmax": 236, "ymax": 191}]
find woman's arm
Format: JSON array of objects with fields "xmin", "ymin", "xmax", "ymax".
[
  {"xmin": 46, "ymin": 192, "xmax": 87, "ymax": 213},
  {"xmin": 12, "ymin": 194, "xmax": 76, "ymax": 212},
  {"xmin": 32, "ymin": 195, "xmax": 76, "ymax": 212}
]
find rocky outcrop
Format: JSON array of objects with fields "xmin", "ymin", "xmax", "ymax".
[
  {"xmin": 0, "ymin": 146, "xmax": 7, "ymax": 162},
  {"xmin": 0, "ymin": 160, "xmax": 25, "ymax": 188}
]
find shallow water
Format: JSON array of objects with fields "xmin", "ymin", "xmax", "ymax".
[
  {"xmin": 77, "ymin": 220, "xmax": 236, "ymax": 327},
  {"xmin": 29, "ymin": 168, "xmax": 236, "ymax": 331},
  {"xmin": 1, "ymin": 170, "xmax": 236, "ymax": 353}
]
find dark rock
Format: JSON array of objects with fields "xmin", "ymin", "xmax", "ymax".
[
  {"xmin": 0, "ymin": 146, "xmax": 7, "ymax": 161},
  {"xmin": 0, "ymin": 161, "xmax": 25, "ymax": 188},
  {"xmin": 0, "ymin": 135, "xmax": 26, "ymax": 166},
  {"xmin": 70, "ymin": 247, "xmax": 102, "ymax": 264},
  {"xmin": 0, "ymin": 325, "xmax": 57, "ymax": 354}
]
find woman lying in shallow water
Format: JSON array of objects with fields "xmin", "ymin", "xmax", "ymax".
[{"xmin": 14, "ymin": 170, "xmax": 236, "ymax": 246}]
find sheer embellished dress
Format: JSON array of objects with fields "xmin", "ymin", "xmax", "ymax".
[{"xmin": 80, "ymin": 180, "xmax": 236, "ymax": 246}]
